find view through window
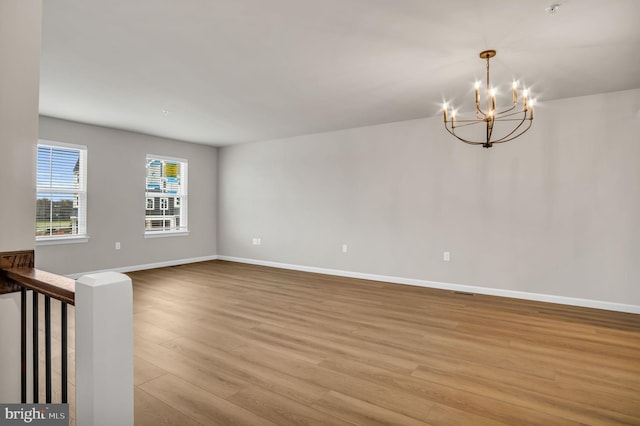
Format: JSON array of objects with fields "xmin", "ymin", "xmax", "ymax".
[
  {"xmin": 36, "ymin": 142, "xmax": 87, "ymax": 241},
  {"xmin": 145, "ymin": 156, "xmax": 188, "ymax": 234}
]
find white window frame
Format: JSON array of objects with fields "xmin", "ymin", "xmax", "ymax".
[
  {"xmin": 146, "ymin": 198, "xmax": 154, "ymax": 210},
  {"xmin": 144, "ymin": 155, "xmax": 188, "ymax": 237},
  {"xmin": 36, "ymin": 140, "xmax": 89, "ymax": 245}
]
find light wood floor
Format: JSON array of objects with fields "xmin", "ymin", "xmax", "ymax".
[{"xmin": 123, "ymin": 260, "xmax": 640, "ymax": 425}]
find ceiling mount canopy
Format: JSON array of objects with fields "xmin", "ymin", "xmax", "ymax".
[{"xmin": 442, "ymin": 50, "xmax": 535, "ymax": 148}]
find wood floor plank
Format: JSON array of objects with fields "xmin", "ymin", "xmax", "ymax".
[
  {"xmin": 134, "ymin": 387, "xmax": 203, "ymax": 426},
  {"xmin": 134, "ymin": 355, "xmax": 168, "ymax": 386},
  {"xmin": 229, "ymin": 343, "xmax": 440, "ymax": 423},
  {"xmin": 227, "ymin": 385, "xmax": 351, "ymax": 426},
  {"xmin": 139, "ymin": 374, "xmax": 276, "ymax": 426},
  {"xmin": 121, "ymin": 260, "xmax": 640, "ymax": 425},
  {"xmin": 411, "ymin": 365, "xmax": 639, "ymax": 425},
  {"xmin": 318, "ymin": 356, "xmax": 567, "ymax": 426},
  {"xmin": 312, "ymin": 390, "xmax": 431, "ymax": 426},
  {"xmin": 135, "ymin": 335, "xmax": 248, "ymax": 399}
]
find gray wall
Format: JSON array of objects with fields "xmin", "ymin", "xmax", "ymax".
[
  {"xmin": 37, "ymin": 117, "xmax": 218, "ymax": 276},
  {"xmin": 0, "ymin": 0, "xmax": 42, "ymax": 403},
  {"xmin": 218, "ymin": 89, "xmax": 640, "ymax": 306},
  {"xmin": 0, "ymin": 0, "xmax": 41, "ymax": 253}
]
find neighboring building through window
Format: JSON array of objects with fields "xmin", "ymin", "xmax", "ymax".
[
  {"xmin": 36, "ymin": 141, "xmax": 88, "ymax": 243},
  {"xmin": 145, "ymin": 155, "xmax": 188, "ymax": 235}
]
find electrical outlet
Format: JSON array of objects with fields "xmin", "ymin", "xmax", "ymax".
[
  {"xmin": 252, "ymin": 237, "xmax": 262, "ymax": 246},
  {"xmin": 443, "ymin": 251, "xmax": 450, "ymax": 261},
  {"xmin": 115, "ymin": 242, "xmax": 121, "ymax": 250}
]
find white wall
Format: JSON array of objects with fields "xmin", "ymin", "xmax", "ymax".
[
  {"xmin": 37, "ymin": 117, "xmax": 218, "ymax": 276},
  {"xmin": 218, "ymin": 89, "xmax": 640, "ymax": 307},
  {"xmin": 0, "ymin": 0, "xmax": 42, "ymax": 403}
]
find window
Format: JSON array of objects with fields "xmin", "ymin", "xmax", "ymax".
[
  {"xmin": 36, "ymin": 141, "xmax": 88, "ymax": 244},
  {"xmin": 145, "ymin": 155, "xmax": 188, "ymax": 236},
  {"xmin": 159, "ymin": 198, "xmax": 169, "ymax": 210}
]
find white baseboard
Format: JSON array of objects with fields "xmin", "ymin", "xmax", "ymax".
[
  {"xmin": 66, "ymin": 255, "xmax": 219, "ymax": 279},
  {"xmin": 67, "ymin": 254, "xmax": 639, "ymax": 314},
  {"xmin": 217, "ymin": 256, "xmax": 640, "ymax": 314}
]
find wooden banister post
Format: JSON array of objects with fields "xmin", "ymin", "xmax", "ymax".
[{"xmin": 75, "ymin": 272, "xmax": 133, "ymax": 426}]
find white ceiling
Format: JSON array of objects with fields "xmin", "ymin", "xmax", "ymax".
[{"xmin": 40, "ymin": 0, "xmax": 640, "ymax": 146}]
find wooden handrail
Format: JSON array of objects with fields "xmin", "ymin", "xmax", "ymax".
[
  {"xmin": 0, "ymin": 250, "xmax": 34, "ymax": 294},
  {"xmin": 5, "ymin": 268, "xmax": 75, "ymax": 305},
  {"xmin": 0, "ymin": 250, "xmax": 75, "ymax": 305}
]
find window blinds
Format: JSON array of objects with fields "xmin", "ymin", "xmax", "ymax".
[{"xmin": 36, "ymin": 143, "xmax": 87, "ymax": 238}]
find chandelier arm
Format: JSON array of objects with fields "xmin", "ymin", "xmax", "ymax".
[
  {"xmin": 492, "ymin": 114, "xmax": 527, "ymax": 141},
  {"xmin": 494, "ymin": 103, "xmax": 517, "ymax": 116},
  {"xmin": 491, "ymin": 117, "xmax": 533, "ymax": 143},
  {"xmin": 487, "ymin": 116, "xmax": 495, "ymax": 142},
  {"xmin": 444, "ymin": 122, "xmax": 485, "ymax": 145},
  {"xmin": 449, "ymin": 119, "xmax": 490, "ymax": 127},
  {"xmin": 494, "ymin": 110, "xmax": 528, "ymax": 120},
  {"xmin": 493, "ymin": 118, "xmax": 535, "ymax": 122},
  {"xmin": 449, "ymin": 132, "xmax": 486, "ymax": 145},
  {"xmin": 491, "ymin": 120, "xmax": 533, "ymax": 144},
  {"xmin": 452, "ymin": 114, "xmax": 524, "ymax": 124}
]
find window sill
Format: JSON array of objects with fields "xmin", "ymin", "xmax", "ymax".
[
  {"xmin": 36, "ymin": 235, "xmax": 90, "ymax": 246},
  {"xmin": 144, "ymin": 230, "xmax": 189, "ymax": 239}
]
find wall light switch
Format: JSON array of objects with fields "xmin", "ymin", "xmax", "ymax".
[
  {"xmin": 342, "ymin": 244, "xmax": 348, "ymax": 253},
  {"xmin": 443, "ymin": 251, "xmax": 450, "ymax": 261},
  {"xmin": 115, "ymin": 242, "xmax": 121, "ymax": 250}
]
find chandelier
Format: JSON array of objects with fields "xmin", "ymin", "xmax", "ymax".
[{"xmin": 442, "ymin": 50, "xmax": 535, "ymax": 148}]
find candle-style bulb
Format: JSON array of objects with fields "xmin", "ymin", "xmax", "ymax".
[
  {"xmin": 522, "ymin": 89, "xmax": 529, "ymax": 111},
  {"xmin": 512, "ymin": 80, "xmax": 518, "ymax": 104},
  {"xmin": 529, "ymin": 99, "xmax": 536, "ymax": 119},
  {"xmin": 490, "ymin": 88, "xmax": 496, "ymax": 111},
  {"xmin": 474, "ymin": 81, "xmax": 480, "ymax": 105},
  {"xmin": 442, "ymin": 102, "xmax": 448, "ymax": 122}
]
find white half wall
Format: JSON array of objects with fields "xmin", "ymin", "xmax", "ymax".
[{"xmin": 218, "ymin": 89, "xmax": 640, "ymax": 308}]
